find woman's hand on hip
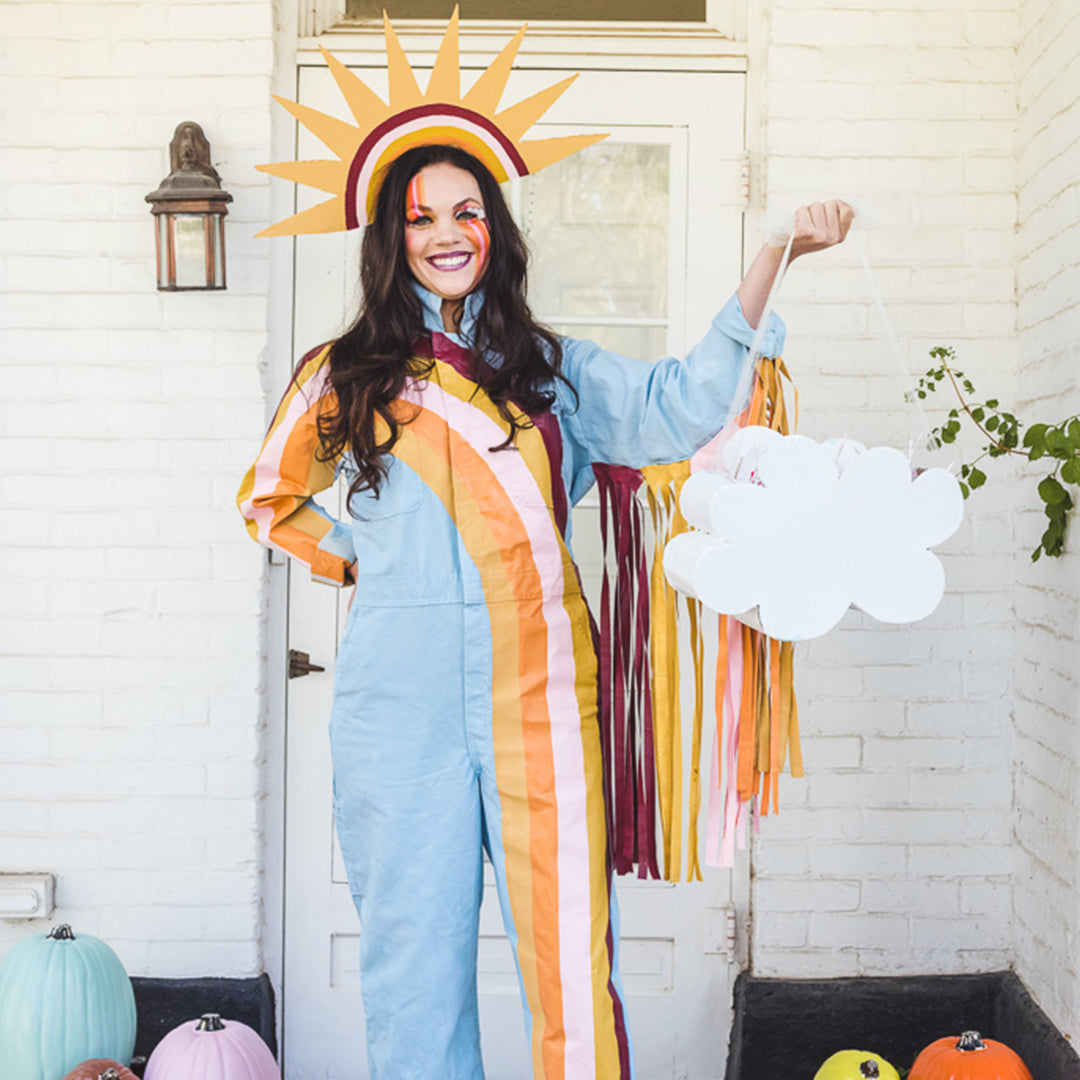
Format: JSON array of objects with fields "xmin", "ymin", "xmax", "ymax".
[{"xmin": 346, "ymin": 560, "xmax": 358, "ymax": 614}]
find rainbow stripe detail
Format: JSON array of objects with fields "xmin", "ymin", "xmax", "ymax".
[{"xmin": 237, "ymin": 340, "xmax": 631, "ymax": 1077}]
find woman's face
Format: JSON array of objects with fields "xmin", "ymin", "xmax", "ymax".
[{"xmin": 403, "ymin": 161, "xmax": 490, "ymax": 302}]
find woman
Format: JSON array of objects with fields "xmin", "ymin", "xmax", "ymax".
[{"xmin": 239, "ymin": 142, "xmax": 851, "ymax": 1079}]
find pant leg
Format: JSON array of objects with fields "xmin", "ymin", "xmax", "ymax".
[
  {"xmin": 331, "ymin": 603, "xmax": 485, "ymax": 1080},
  {"xmin": 468, "ymin": 593, "xmax": 634, "ymax": 1080}
]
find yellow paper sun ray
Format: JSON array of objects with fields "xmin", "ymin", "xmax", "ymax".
[
  {"xmin": 425, "ymin": 5, "xmax": 461, "ymax": 102},
  {"xmin": 255, "ymin": 196, "xmax": 347, "ymax": 239},
  {"xmin": 319, "ymin": 45, "xmax": 391, "ymax": 130},
  {"xmin": 271, "ymin": 95, "xmax": 362, "ymax": 162},
  {"xmin": 495, "ymin": 75, "xmax": 580, "ymax": 142},
  {"xmin": 520, "ymin": 133, "xmax": 609, "ymax": 173},
  {"xmin": 383, "ymin": 13, "xmax": 425, "ymax": 108},
  {"xmin": 255, "ymin": 159, "xmax": 348, "ymax": 195},
  {"xmin": 460, "ymin": 24, "xmax": 527, "ymax": 115}
]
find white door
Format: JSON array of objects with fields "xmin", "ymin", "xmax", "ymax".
[{"xmin": 282, "ymin": 59, "xmax": 749, "ymax": 1079}]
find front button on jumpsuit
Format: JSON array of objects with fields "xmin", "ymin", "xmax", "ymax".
[{"xmin": 238, "ymin": 284, "xmax": 785, "ymax": 1080}]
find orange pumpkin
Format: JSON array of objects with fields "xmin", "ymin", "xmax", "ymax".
[
  {"xmin": 909, "ymin": 1030, "xmax": 1033, "ymax": 1080},
  {"xmin": 62, "ymin": 1061, "xmax": 139, "ymax": 1080}
]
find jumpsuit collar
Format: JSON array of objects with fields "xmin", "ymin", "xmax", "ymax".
[{"xmin": 412, "ymin": 281, "xmax": 485, "ymax": 350}]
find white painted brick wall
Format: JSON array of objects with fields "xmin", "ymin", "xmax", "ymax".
[
  {"xmin": 0, "ymin": 0, "xmax": 273, "ymax": 976},
  {"xmin": 751, "ymin": 0, "xmax": 1017, "ymax": 977},
  {"xmin": 1014, "ymin": 0, "xmax": 1080, "ymax": 1041}
]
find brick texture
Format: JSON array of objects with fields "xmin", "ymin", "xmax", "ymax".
[
  {"xmin": 1013, "ymin": 0, "xmax": 1080, "ymax": 1042},
  {"xmin": 750, "ymin": 0, "xmax": 1017, "ymax": 978},
  {"xmin": 0, "ymin": 0, "xmax": 273, "ymax": 975}
]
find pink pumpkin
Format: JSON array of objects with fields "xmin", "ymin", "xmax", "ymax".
[{"xmin": 144, "ymin": 1014, "xmax": 280, "ymax": 1080}]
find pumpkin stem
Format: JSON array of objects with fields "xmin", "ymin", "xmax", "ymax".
[
  {"xmin": 196, "ymin": 1012, "xmax": 227, "ymax": 1031},
  {"xmin": 957, "ymin": 1031, "xmax": 987, "ymax": 1053},
  {"xmin": 859, "ymin": 1062, "xmax": 880, "ymax": 1078},
  {"xmin": 47, "ymin": 924, "xmax": 75, "ymax": 940}
]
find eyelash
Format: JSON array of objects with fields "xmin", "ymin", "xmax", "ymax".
[{"xmin": 405, "ymin": 209, "xmax": 485, "ymax": 227}]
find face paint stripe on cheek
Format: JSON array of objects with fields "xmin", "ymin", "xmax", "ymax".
[{"xmin": 462, "ymin": 217, "xmax": 490, "ymax": 277}]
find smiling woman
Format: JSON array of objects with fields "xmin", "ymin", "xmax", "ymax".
[{"xmin": 238, "ymin": 13, "xmax": 850, "ymax": 1078}]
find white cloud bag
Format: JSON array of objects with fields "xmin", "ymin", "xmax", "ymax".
[{"xmin": 663, "ymin": 426, "xmax": 965, "ymax": 641}]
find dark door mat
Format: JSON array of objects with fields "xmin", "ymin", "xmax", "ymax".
[
  {"xmin": 725, "ymin": 971, "xmax": 1079, "ymax": 1080},
  {"xmin": 130, "ymin": 973, "xmax": 275, "ymax": 1069}
]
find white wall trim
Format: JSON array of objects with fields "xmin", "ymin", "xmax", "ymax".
[
  {"xmin": 300, "ymin": 24, "xmax": 748, "ymax": 72},
  {"xmin": 263, "ymin": 0, "xmax": 304, "ymax": 1049}
]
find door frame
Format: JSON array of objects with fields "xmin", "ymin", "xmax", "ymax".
[{"xmin": 261, "ymin": 14, "xmax": 761, "ymax": 1057}]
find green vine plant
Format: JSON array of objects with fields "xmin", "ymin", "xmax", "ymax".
[{"xmin": 909, "ymin": 346, "xmax": 1080, "ymax": 561}]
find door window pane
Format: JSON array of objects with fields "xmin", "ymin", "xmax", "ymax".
[
  {"xmin": 348, "ymin": 0, "xmax": 705, "ymax": 20},
  {"xmin": 520, "ymin": 141, "xmax": 670, "ymax": 360}
]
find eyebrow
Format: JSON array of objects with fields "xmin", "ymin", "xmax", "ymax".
[
  {"xmin": 406, "ymin": 197, "xmax": 483, "ymax": 217},
  {"xmin": 408, "ymin": 198, "xmax": 481, "ymax": 210}
]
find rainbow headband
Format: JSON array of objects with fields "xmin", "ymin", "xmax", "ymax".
[{"xmin": 256, "ymin": 8, "xmax": 607, "ymax": 236}]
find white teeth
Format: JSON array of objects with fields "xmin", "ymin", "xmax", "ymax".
[{"xmin": 429, "ymin": 253, "xmax": 470, "ymax": 270}]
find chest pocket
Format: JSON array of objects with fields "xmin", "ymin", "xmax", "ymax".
[{"xmin": 343, "ymin": 455, "xmax": 424, "ymax": 521}]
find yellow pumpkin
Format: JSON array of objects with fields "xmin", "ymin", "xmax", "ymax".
[{"xmin": 814, "ymin": 1050, "xmax": 902, "ymax": 1080}]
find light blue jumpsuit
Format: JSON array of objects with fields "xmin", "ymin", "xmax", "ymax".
[{"xmin": 239, "ymin": 282, "xmax": 784, "ymax": 1079}]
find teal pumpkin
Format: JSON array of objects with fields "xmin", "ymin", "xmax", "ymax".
[{"xmin": 0, "ymin": 924, "xmax": 137, "ymax": 1080}]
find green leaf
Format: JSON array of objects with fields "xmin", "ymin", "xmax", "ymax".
[
  {"xmin": 1046, "ymin": 429, "xmax": 1067, "ymax": 455},
  {"xmin": 986, "ymin": 415, "xmax": 999, "ymax": 431},
  {"xmin": 969, "ymin": 468, "xmax": 987, "ymax": 489},
  {"xmin": 1069, "ymin": 418, "xmax": 1080, "ymax": 443},
  {"xmin": 1061, "ymin": 457, "xmax": 1080, "ymax": 485},
  {"xmin": 1039, "ymin": 476, "xmax": 1071, "ymax": 506},
  {"xmin": 986, "ymin": 399, "xmax": 999, "ymax": 409},
  {"xmin": 1024, "ymin": 423, "xmax": 1049, "ymax": 448},
  {"xmin": 960, "ymin": 481, "xmax": 970, "ymax": 498},
  {"xmin": 971, "ymin": 407, "xmax": 985, "ymax": 422}
]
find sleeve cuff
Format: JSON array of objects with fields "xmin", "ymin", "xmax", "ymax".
[
  {"xmin": 712, "ymin": 293, "xmax": 787, "ymax": 357},
  {"xmin": 311, "ymin": 523, "xmax": 355, "ymax": 587}
]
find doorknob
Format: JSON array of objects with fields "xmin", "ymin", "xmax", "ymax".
[{"xmin": 289, "ymin": 649, "xmax": 326, "ymax": 678}]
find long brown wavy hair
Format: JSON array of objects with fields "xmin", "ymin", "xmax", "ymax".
[{"xmin": 315, "ymin": 143, "xmax": 572, "ymax": 505}]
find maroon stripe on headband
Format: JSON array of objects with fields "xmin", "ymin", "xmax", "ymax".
[{"xmin": 345, "ymin": 103, "xmax": 530, "ymax": 229}]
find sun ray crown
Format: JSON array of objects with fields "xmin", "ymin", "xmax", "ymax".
[{"xmin": 256, "ymin": 8, "xmax": 607, "ymax": 236}]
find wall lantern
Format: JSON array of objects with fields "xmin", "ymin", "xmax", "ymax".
[{"xmin": 146, "ymin": 122, "xmax": 232, "ymax": 291}]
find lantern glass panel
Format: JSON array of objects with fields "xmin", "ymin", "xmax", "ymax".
[
  {"xmin": 213, "ymin": 215, "xmax": 225, "ymax": 288},
  {"xmin": 157, "ymin": 215, "xmax": 170, "ymax": 287},
  {"xmin": 174, "ymin": 213, "xmax": 209, "ymax": 288}
]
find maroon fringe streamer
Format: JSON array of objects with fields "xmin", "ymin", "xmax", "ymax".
[{"xmin": 594, "ymin": 464, "xmax": 660, "ymax": 879}]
